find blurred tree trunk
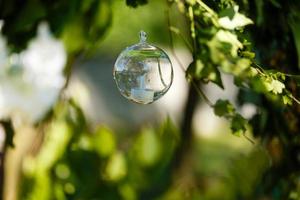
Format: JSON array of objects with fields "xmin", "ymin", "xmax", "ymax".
[
  {"xmin": 0, "ymin": 148, "xmax": 5, "ymax": 200},
  {"xmin": 172, "ymin": 83, "xmax": 199, "ymax": 169},
  {"xmin": 0, "ymin": 121, "xmax": 15, "ymax": 200}
]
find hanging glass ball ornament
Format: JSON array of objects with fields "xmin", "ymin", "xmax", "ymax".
[{"xmin": 113, "ymin": 31, "xmax": 173, "ymax": 104}]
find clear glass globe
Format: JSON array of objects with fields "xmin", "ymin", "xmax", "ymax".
[{"xmin": 113, "ymin": 31, "xmax": 173, "ymax": 104}]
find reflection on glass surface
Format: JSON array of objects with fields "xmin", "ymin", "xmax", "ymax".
[{"xmin": 113, "ymin": 31, "xmax": 173, "ymax": 104}]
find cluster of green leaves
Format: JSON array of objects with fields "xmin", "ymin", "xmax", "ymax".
[
  {"xmin": 183, "ymin": 1, "xmax": 253, "ymax": 87},
  {"xmin": 0, "ymin": 0, "xmax": 112, "ymax": 53},
  {"xmin": 20, "ymin": 100, "xmax": 180, "ymax": 200},
  {"xmin": 214, "ymin": 99, "xmax": 247, "ymax": 136},
  {"xmin": 168, "ymin": 0, "xmax": 300, "ymax": 136},
  {"xmin": 249, "ymin": 67, "xmax": 300, "ymax": 105}
]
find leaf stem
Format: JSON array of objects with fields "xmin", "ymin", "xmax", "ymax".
[
  {"xmin": 243, "ymin": 133, "xmax": 255, "ymax": 145},
  {"xmin": 195, "ymin": 0, "xmax": 220, "ymax": 27},
  {"xmin": 191, "ymin": 80, "xmax": 213, "ymax": 107},
  {"xmin": 290, "ymin": 94, "xmax": 300, "ymax": 104},
  {"xmin": 195, "ymin": 0, "xmax": 217, "ymax": 17},
  {"xmin": 166, "ymin": 8, "xmax": 186, "ymax": 72},
  {"xmin": 169, "ymin": 26, "xmax": 193, "ymax": 52},
  {"xmin": 253, "ymin": 61, "xmax": 300, "ymax": 78},
  {"xmin": 252, "ymin": 62, "xmax": 266, "ymax": 73}
]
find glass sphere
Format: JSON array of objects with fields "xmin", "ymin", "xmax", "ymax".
[{"xmin": 113, "ymin": 31, "xmax": 173, "ymax": 104}]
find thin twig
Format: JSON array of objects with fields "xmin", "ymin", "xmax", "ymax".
[
  {"xmin": 195, "ymin": 0, "xmax": 220, "ymax": 27},
  {"xmin": 195, "ymin": 0, "xmax": 217, "ymax": 16},
  {"xmin": 290, "ymin": 94, "xmax": 300, "ymax": 104},
  {"xmin": 252, "ymin": 62, "xmax": 300, "ymax": 104},
  {"xmin": 253, "ymin": 61, "xmax": 300, "ymax": 79},
  {"xmin": 191, "ymin": 80, "xmax": 213, "ymax": 107},
  {"xmin": 166, "ymin": 9, "xmax": 187, "ymax": 73},
  {"xmin": 166, "ymin": 7, "xmax": 213, "ymax": 107},
  {"xmin": 284, "ymin": 74, "xmax": 300, "ymax": 78},
  {"xmin": 252, "ymin": 62, "xmax": 266, "ymax": 73},
  {"xmin": 243, "ymin": 133, "xmax": 256, "ymax": 145},
  {"xmin": 169, "ymin": 27, "xmax": 193, "ymax": 52}
]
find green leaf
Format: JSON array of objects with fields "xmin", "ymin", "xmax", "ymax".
[
  {"xmin": 93, "ymin": 127, "xmax": 116, "ymax": 157},
  {"xmin": 208, "ymin": 30, "xmax": 243, "ymax": 61},
  {"xmin": 263, "ymin": 79, "xmax": 273, "ymax": 92},
  {"xmin": 248, "ymin": 67, "xmax": 259, "ymax": 77},
  {"xmin": 9, "ymin": 1, "xmax": 46, "ymax": 32},
  {"xmin": 186, "ymin": 59, "xmax": 204, "ymax": 80},
  {"xmin": 187, "ymin": 0, "xmax": 196, "ymax": 5},
  {"xmin": 270, "ymin": 79, "xmax": 285, "ymax": 94},
  {"xmin": 133, "ymin": 128, "xmax": 161, "ymax": 167},
  {"xmin": 218, "ymin": 6, "xmax": 253, "ymax": 30},
  {"xmin": 104, "ymin": 152, "xmax": 127, "ymax": 182},
  {"xmin": 61, "ymin": 19, "xmax": 86, "ymax": 53},
  {"xmin": 208, "ymin": 66, "xmax": 224, "ymax": 89},
  {"xmin": 186, "ymin": 60, "xmax": 224, "ymax": 88},
  {"xmin": 240, "ymin": 51, "xmax": 256, "ymax": 59},
  {"xmin": 159, "ymin": 117, "xmax": 180, "ymax": 142},
  {"xmin": 282, "ymin": 95, "xmax": 292, "ymax": 105},
  {"xmin": 219, "ymin": 7, "xmax": 235, "ymax": 19},
  {"xmin": 250, "ymin": 76, "xmax": 272, "ymax": 93},
  {"xmin": 221, "ymin": 58, "xmax": 251, "ymax": 76},
  {"xmin": 230, "ymin": 114, "xmax": 247, "ymax": 136},
  {"xmin": 213, "ymin": 99, "xmax": 235, "ymax": 117}
]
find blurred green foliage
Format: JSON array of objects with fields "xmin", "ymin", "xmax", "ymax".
[
  {"xmin": 20, "ymin": 99, "xmax": 272, "ymax": 200},
  {"xmin": 20, "ymin": 100, "xmax": 181, "ymax": 200},
  {"xmin": 0, "ymin": 0, "xmax": 112, "ymax": 53}
]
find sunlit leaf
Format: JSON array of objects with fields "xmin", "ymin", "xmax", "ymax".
[
  {"xmin": 221, "ymin": 58, "xmax": 251, "ymax": 76},
  {"xmin": 208, "ymin": 30, "xmax": 243, "ymax": 61},
  {"xmin": 36, "ymin": 121, "xmax": 72, "ymax": 170},
  {"xmin": 186, "ymin": 59, "xmax": 204, "ymax": 80},
  {"xmin": 282, "ymin": 95, "xmax": 292, "ymax": 105},
  {"xmin": 104, "ymin": 152, "xmax": 127, "ymax": 182},
  {"xmin": 187, "ymin": 60, "xmax": 224, "ymax": 88},
  {"xmin": 133, "ymin": 128, "xmax": 161, "ymax": 167},
  {"xmin": 218, "ymin": 6, "xmax": 253, "ymax": 30},
  {"xmin": 240, "ymin": 51, "xmax": 256, "ymax": 59},
  {"xmin": 250, "ymin": 76, "xmax": 271, "ymax": 93},
  {"xmin": 270, "ymin": 79, "xmax": 285, "ymax": 94},
  {"xmin": 119, "ymin": 184, "xmax": 137, "ymax": 200},
  {"xmin": 93, "ymin": 127, "xmax": 116, "ymax": 157}
]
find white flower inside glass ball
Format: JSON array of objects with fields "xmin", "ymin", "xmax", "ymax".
[{"xmin": 113, "ymin": 31, "xmax": 174, "ymax": 104}]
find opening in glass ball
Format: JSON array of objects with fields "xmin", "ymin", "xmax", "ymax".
[{"xmin": 113, "ymin": 31, "xmax": 173, "ymax": 104}]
